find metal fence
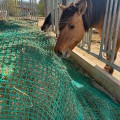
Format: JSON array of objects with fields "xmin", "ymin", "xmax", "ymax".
[
  {"xmin": 0, "ymin": 0, "xmax": 8, "ymax": 20},
  {"xmin": 99, "ymin": 0, "xmax": 120, "ymax": 71},
  {"xmin": 14, "ymin": 0, "xmax": 38, "ymax": 21},
  {"xmin": 0, "ymin": 0, "xmax": 38, "ymax": 22},
  {"xmin": 44, "ymin": 0, "xmax": 120, "ymax": 72}
]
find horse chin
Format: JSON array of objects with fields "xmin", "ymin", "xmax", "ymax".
[
  {"xmin": 63, "ymin": 50, "xmax": 71, "ymax": 58},
  {"xmin": 65, "ymin": 52, "xmax": 71, "ymax": 58}
]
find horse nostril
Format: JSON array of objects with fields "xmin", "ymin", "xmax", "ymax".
[{"xmin": 57, "ymin": 50, "xmax": 63, "ymax": 57}]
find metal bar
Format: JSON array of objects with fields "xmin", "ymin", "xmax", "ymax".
[
  {"xmin": 46, "ymin": 0, "xmax": 50, "ymax": 16},
  {"xmin": 55, "ymin": 0, "xmax": 58, "ymax": 36},
  {"xmin": 35, "ymin": 0, "xmax": 38, "ymax": 25},
  {"xmin": 108, "ymin": 0, "xmax": 118, "ymax": 53},
  {"xmin": 99, "ymin": 0, "xmax": 109, "ymax": 58},
  {"xmin": 32, "ymin": 0, "xmax": 34, "ymax": 20},
  {"xmin": 51, "ymin": 0, "xmax": 54, "ymax": 31},
  {"xmin": 62, "ymin": 0, "xmax": 66, "ymax": 5},
  {"xmin": 111, "ymin": 2, "xmax": 120, "ymax": 63},
  {"xmin": 88, "ymin": 29, "xmax": 92, "ymax": 51},
  {"xmin": 15, "ymin": 0, "xmax": 17, "ymax": 20},
  {"xmin": 6, "ymin": 0, "xmax": 9, "ymax": 20},
  {"xmin": 44, "ymin": 0, "xmax": 47, "ymax": 18},
  {"xmin": 104, "ymin": 0, "xmax": 114, "ymax": 51},
  {"xmin": 30, "ymin": 0, "xmax": 31, "ymax": 20},
  {"xmin": 1, "ymin": 0, "xmax": 2, "ymax": 20}
]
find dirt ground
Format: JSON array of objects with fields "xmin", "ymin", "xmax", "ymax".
[{"xmin": 38, "ymin": 18, "xmax": 120, "ymax": 80}]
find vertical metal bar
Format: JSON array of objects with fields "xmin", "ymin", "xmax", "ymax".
[
  {"xmin": 62, "ymin": 0, "xmax": 66, "ymax": 5},
  {"xmin": 44, "ymin": 0, "xmax": 47, "ymax": 18},
  {"xmin": 3, "ymin": 0, "xmax": 4, "ymax": 20},
  {"xmin": 104, "ymin": 0, "xmax": 114, "ymax": 51},
  {"xmin": 0, "ymin": 0, "xmax": 2, "ymax": 11},
  {"xmin": 6, "ymin": 0, "xmax": 9, "ymax": 20},
  {"xmin": 19, "ymin": 0, "xmax": 21, "ymax": 20},
  {"xmin": 111, "ymin": 2, "xmax": 120, "ymax": 63},
  {"xmin": 0, "ymin": 0, "xmax": 1, "ymax": 20},
  {"xmin": 31, "ymin": 0, "xmax": 32, "ymax": 20},
  {"xmin": 88, "ymin": 29, "xmax": 92, "ymax": 51},
  {"xmin": 46, "ymin": 0, "xmax": 50, "ymax": 16},
  {"xmin": 30, "ymin": 0, "xmax": 32, "ymax": 20},
  {"xmin": 15, "ymin": 0, "xmax": 16, "ymax": 20},
  {"xmin": 58, "ymin": 0, "xmax": 62, "ymax": 20},
  {"xmin": 1, "ymin": 0, "xmax": 3, "ymax": 20},
  {"xmin": 2, "ymin": 0, "xmax": 3, "ymax": 20},
  {"xmin": 56, "ymin": 0, "xmax": 63, "ymax": 36},
  {"xmin": 33, "ymin": 0, "xmax": 35, "ymax": 21},
  {"xmin": 51, "ymin": 0, "xmax": 54, "ymax": 31},
  {"xmin": 99, "ymin": 0, "xmax": 109, "ymax": 58},
  {"xmin": 55, "ymin": 0, "xmax": 58, "ymax": 36},
  {"xmin": 82, "ymin": 34, "xmax": 86, "ymax": 47},
  {"xmin": 19, "ymin": 0, "xmax": 23, "ymax": 19},
  {"xmin": 108, "ymin": 0, "xmax": 118, "ymax": 52},
  {"xmin": 32, "ymin": 0, "xmax": 34, "ymax": 20},
  {"xmin": 35, "ymin": 0, "xmax": 38, "ymax": 25}
]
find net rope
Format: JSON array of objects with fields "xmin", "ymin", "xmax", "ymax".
[{"xmin": 0, "ymin": 21, "xmax": 120, "ymax": 120}]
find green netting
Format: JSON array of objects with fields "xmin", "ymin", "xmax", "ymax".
[{"xmin": 0, "ymin": 21, "xmax": 120, "ymax": 120}]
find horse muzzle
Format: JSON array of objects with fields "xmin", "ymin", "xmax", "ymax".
[{"xmin": 54, "ymin": 47, "xmax": 70, "ymax": 58}]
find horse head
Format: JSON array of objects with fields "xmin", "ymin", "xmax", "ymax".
[{"xmin": 54, "ymin": 0, "xmax": 87, "ymax": 58}]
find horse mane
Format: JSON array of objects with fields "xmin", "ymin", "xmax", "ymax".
[
  {"xmin": 41, "ymin": 13, "xmax": 52, "ymax": 31},
  {"xmin": 59, "ymin": 5, "xmax": 77, "ymax": 31},
  {"xmin": 59, "ymin": 0, "xmax": 107, "ymax": 31}
]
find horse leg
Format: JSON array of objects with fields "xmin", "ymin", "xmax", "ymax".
[
  {"xmin": 104, "ymin": 42, "xmax": 120, "ymax": 74},
  {"xmin": 104, "ymin": 53, "xmax": 114, "ymax": 74}
]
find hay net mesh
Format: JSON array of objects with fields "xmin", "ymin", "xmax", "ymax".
[{"xmin": 0, "ymin": 21, "xmax": 120, "ymax": 120}]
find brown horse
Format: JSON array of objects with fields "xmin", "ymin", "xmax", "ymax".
[{"xmin": 54, "ymin": 0, "xmax": 120, "ymax": 74}]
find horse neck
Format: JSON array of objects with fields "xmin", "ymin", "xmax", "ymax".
[{"xmin": 82, "ymin": 0, "xmax": 107, "ymax": 31}]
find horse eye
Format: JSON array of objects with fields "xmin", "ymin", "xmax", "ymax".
[{"xmin": 68, "ymin": 24, "xmax": 75, "ymax": 29}]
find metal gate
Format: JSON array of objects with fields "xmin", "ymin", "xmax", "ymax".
[
  {"xmin": 14, "ymin": 0, "xmax": 38, "ymax": 21},
  {"xmin": 44, "ymin": 0, "xmax": 120, "ymax": 72},
  {"xmin": 0, "ymin": 0, "xmax": 8, "ymax": 20},
  {"xmin": 0, "ymin": 0, "xmax": 38, "ymax": 22},
  {"xmin": 99, "ymin": 0, "xmax": 120, "ymax": 71},
  {"xmin": 78, "ymin": 0, "xmax": 120, "ymax": 72}
]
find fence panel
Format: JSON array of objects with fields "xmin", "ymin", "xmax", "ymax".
[
  {"xmin": 44, "ymin": 0, "xmax": 120, "ymax": 72},
  {"xmin": 0, "ymin": 0, "xmax": 8, "ymax": 20},
  {"xmin": 99, "ymin": 0, "xmax": 120, "ymax": 71}
]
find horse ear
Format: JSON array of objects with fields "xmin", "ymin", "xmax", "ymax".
[
  {"xmin": 77, "ymin": 0, "xmax": 87, "ymax": 15},
  {"xmin": 58, "ymin": 3, "xmax": 67, "ymax": 11}
]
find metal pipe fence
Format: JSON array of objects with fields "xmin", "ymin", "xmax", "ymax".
[
  {"xmin": 0, "ymin": 0, "xmax": 38, "ymax": 22},
  {"xmin": 99, "ymin": 0, "xmax": 120, "ymax": 71},
  {"xmin": 44, "ymin": 0, "xmax": 120, "ymax": 72},
  {"xmin": 0, "ymin": 0, "xmax": 8, "ymax": 20}
]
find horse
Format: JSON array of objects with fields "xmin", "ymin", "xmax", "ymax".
[{"xmin": 54, "ymin": 0, "xmax": 120, "ymax": 74}]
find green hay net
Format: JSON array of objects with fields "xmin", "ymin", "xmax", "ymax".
[{"xmin": 0, "ymin": 21, "xmax": 120, "ymax": 120}]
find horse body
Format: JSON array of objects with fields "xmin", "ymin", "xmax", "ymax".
[{"xmin": 54, "ymin": 0, "xmax": 120, "ymax": 74}]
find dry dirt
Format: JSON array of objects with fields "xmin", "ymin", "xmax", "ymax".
[{"xmin": 38, "ymin": 18, "xmax": 120, "ymax": 80}]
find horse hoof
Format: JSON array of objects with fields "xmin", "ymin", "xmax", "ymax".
[{"xmin": 104, "ymin": 65, "xmax": 114, "ymax": 74}]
